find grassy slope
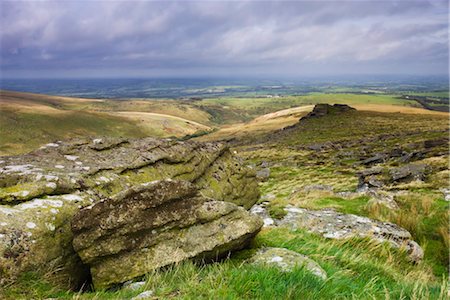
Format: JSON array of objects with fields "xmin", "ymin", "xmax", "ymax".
[
  {"xmin": 195, "ymin": 93, "xmax": 420, "ymax": 124},
  {"xmin": 0, "ymin": 90, "xmax": 211, "ymax": 155},
  {"xmin": 240, "ymin": 109, "xmax": 449, "ymax": 277},
  {"xmin": 198, "ymin": 103, "xmax": 446, "ymax": 143}
]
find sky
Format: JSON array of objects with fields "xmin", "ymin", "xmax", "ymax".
[{"xmin": 0, "ymin": 0, "xmax": 448, "ymax": 79}]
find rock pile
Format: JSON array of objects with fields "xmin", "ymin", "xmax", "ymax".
[{"xmin": 300, "ymin": 104, "xmax": 356, "ymax": 121}]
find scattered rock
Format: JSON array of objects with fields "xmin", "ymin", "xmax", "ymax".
[
  {"xmin": 366, "ymin": 190, "xmax": 399, "ymax": 210},
  {"xmin": 250, "ymin": 203, "xmax": 275, "ymax": 227},
  {"xmin": 250, "ymin": 247, "xmax": 327, "ymax": 280},
  {"xmin": 356, "ymin": 167, "xmax": 384, "ymax": 190},
  {"xmin": 0, "ymin": 137, "xmax": 260, "ymax": 288},
  {"xmin": 424, "ymin": 138, "xmax": 447, "ymax": 149},
  {"xmin": 72, "ymin": 179, "xmax": 263, "ymax": 289},
  {"xmin": 360, "ymin": 153, "xmax": 386, "ymax": 166},
  {"xmin": 307, "ymin": 142, "xmax": 334, "ymax": 152},
  {"xmin": 390, "ymin": 164, "xmax": 427, "ymax": 182},
  {"xmin": 278, "ymin": 206, "xmax": 423, "ymax": 263}
]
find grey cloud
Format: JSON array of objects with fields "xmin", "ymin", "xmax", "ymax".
[{"xmin": 0, "ymin": 0, "xmax": 448, "ymax": 77}]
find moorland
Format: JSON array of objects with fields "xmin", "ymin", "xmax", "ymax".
[{"xmin": 0, "ymin": 84, "xmax": 448, "ymax": 299}]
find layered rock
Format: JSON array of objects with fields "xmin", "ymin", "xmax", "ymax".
[
  {"xmin": 0, "ymin": 137, "xmax": 260, "ymax": 288},
  {"xmin": 72, "ymin": 179, "xmax": 262, "ymax": 289}
]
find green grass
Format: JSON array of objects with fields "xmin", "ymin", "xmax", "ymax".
[
  {"xmin": 2, "ymin": 228, "xmax": 446, "ymax": 299},
  {"xmin": 309, "ymin": 196, "xmax": 370, "ymax": 215},
  {"xmin": 366, "ymin": 192, "xmax": 449, "ymax": 276},
  {"xmin": 238, "ymin": 108, "xmax": 449, "ymax": 279}
]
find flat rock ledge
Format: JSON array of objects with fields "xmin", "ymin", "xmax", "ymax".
[
  {"xmin": 72, "ymin": 179, "xmax": 263, "ymax": 289},
  {"xmin": 279, "ymin": 206, "xmax": 423, "ymax": 263},
  {"xmin": 0, "ymin": 137, "xmax": 261, "ymax": 288},
  {"xmin": 250, "ymin": 247, "xmax": 327, "ymax": 280}
]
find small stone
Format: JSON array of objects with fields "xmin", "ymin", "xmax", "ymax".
[
  {"xmin": 250, "ymin": 247, "xmax": 327, "ymax": 280},
  {"xmin": 256, "ymin": 168, "xmax": 270, "ymax": 180},
  {"xmin": 123, "ymin": 281, "xmax": 146, "ymax": 291},
  {"xmin": 131, "ymin": 290, "xmax": 154, "ymax": 300},
  {"xmin": 64, "ymin": 155, "xmax": 79, "ymax": 161},
  {"xmin": 46, "ymin": 143, "xmax": 59, "ymax": 147},
  {"xmin": 26, "ymin": 222, "xmax": 37, "ymax": 229}
]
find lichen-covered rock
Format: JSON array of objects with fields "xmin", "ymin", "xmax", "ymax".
[
  {"xmin": 0, "ymin": 137, "xmax": 260, "ymax": 288},
  {"xmin": 0, "ymin": 193, "xmax": 91, "ymax": 287},
  {"xmin": 278, "ymin": 206, "xmax": 423, "ymax": 263},
  {"xmin": 250, "ymin": 247, "xmax": 327, "ymax": 280},
  {"xmin": 72, "ymin": 179, "xmax": 263, "ymax": 289}
]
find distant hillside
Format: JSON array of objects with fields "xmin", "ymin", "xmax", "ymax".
[{"xmin": 0, "ymin": 90, "xmax": 211, "ymax": 155}]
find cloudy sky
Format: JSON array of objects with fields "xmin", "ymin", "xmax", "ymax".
[{"xmin": 1, "ymin": 0, "xmax": 448, "ymax": 78}]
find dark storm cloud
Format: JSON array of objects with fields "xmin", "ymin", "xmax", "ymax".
[{"xmin": 0, "ymin": 0, "xmax": 448, "ymax": 78}]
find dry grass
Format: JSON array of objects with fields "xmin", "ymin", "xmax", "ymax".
[
  {"xmin": 111, "ymin": 111, "xmax": 210, "ymax": 136},
  {"xmin": 352, "ymin": 104, "xmax": 449, "ymax": 115}
]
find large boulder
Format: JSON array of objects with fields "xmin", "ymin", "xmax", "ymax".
[
  {"xmin": 0, "ymin": 137, "xmax": 260, "ymax": 288},
  {"xmin": 72, "ymin": 179, "xmax": 262, "ymax": 289}
]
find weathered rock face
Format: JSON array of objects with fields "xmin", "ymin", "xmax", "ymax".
[
  {"xmin": 300, "ymin": 103, "xmax": 356, "ymax": 121},
  {"xmin": 0, "ymin": 137, "xmax": 260, "ymax": 288},
  {"xmin": 72, "ymin": 179, "xmax": 263, "ymax": 289},
  {"xmin": 278, "ymin": 206, "xmax": 423, "ymax": 263}
]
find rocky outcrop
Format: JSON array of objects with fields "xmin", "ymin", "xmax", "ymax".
[
  {"xmin": 300, "ymin": 104, "xmax": 356, "ymax": 121},
  {"xmin": 357, "ymin": 163, "xmax": 429, "ymax": 189},
  {"xmin": 72, "ymin": 179, "xmax": 262, "ymax": 289},
  {"xmin": 250, "ymin": 247, "xmax": 327, "ymax": 279},
  {"xmin": 0, "ymin": 137, "xmax": 260, "ymax": 288},
  {"xmin": 278, "ymin": 206, "xmax": 423, "ymax": 263}
]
